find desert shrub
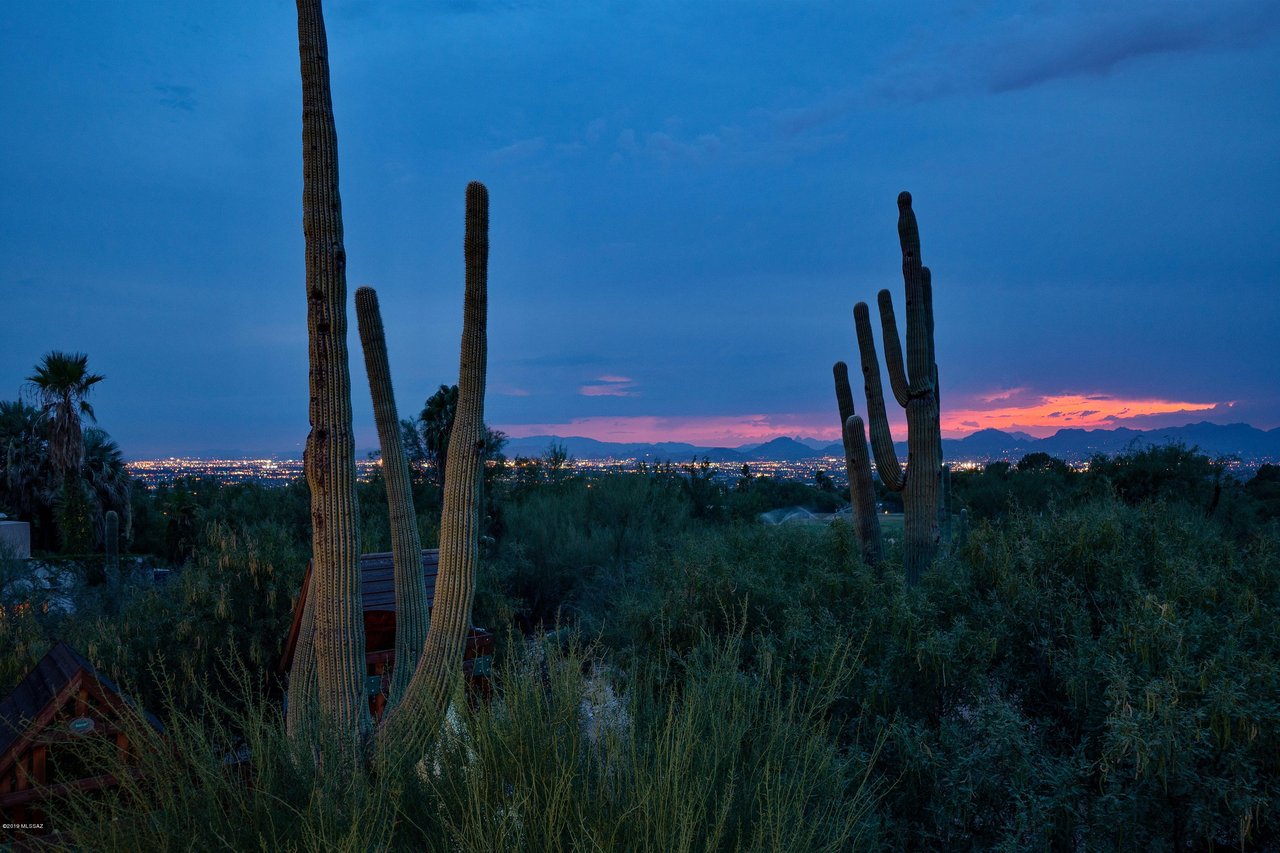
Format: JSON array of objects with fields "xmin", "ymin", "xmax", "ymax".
[
  {"xmin": 484, "ymin": 472, "xmax": 693, "ymax": 629},
  {"xmin": 845, "ymin": 497, "xmax": 1280, "ymax": 849},
  {"xmin": 584, "ymin": 522, "xmax": 862, "ymax": 682},
  {"xmin": 62, "ymin": 520, "xmax": 307, "ymax": 718}
]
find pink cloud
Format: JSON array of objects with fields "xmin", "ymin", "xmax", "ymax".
[{"xmin": 497, "ymin": 412, "xmax": 846, "ymax": 445}]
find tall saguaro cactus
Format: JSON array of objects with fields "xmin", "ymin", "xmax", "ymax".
[
  {"xmin": 355, "ymin": 286, "xmax": 429, "ymax": 707},
  {"xmin": 290, "ymin": 0, "xmax": 490, "ymax": 758},
  {"xmin": 395, "ymin": 182, "xmax": 489, "ymax": 727},
  {"xmin": 294, "ymin": 0, "xmax": 370, "ymax": 750},
  {"xmin": 854, "ymin": 192, "xmax": 942, "ymax": 585},
  {"xmin": 832, "ymin": 362, "xmax": 882, "ymax": 566}
]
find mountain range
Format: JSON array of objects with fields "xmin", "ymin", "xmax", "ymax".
[{"xmin": 501, "ymin": 422, "xmax": 1280, "ymax": 464}]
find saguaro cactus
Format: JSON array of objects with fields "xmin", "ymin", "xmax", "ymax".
[
  {"xmin": 104, "ymin": 509, "xmax": 119, "ymax": 576},
  {"xmin": 290, "ymin": 0, "xmax": 490, "ymax": 757},
  {"xmin": 293, "ymin": 0, "xmax": 370, "ymax": 749},
  {"xmin": 395, "ymin": 182, "xmax": 490, "ymax": 727},
  {"xmin": 355, "ymin": 286, "xmax": 429, "ymax": 707},
  {"xmin": 854, "ymin": 192, "xmax": 942, "ymax": 584},
  {"xmin": 832, "ymin": 362, "xmax": 882, "ymax": 566}
]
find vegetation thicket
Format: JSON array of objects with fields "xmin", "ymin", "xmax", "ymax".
[
  {"xmin": 4, "ymin": 410, "xmax": 1280, "ymax": 847},
  {"xmin": 3, "ymin": 441, "xmax": 1278, "ymax": 848}
]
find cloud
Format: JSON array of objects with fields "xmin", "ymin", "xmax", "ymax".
[
  {"xmin": 871, "ymin": 0, "xmax": 1280, "ymax": 101},
  {"xmin": 154, "ymin": 84, "xmax": 196, "ymax": 112},
  {"xmin": 490, "ymin": 136, "xmax": 545, "ymax": 164},
  {"xmin": 578, "ymin": 375, "xmax": 638, "ymax": 397},
  {"xmin": 978, "ymin": 386, "xmax": 1031, "ymax": 404}
]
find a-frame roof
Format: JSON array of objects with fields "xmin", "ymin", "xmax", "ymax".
[
  {"xmin": 0, "ymin": 641, "xmax": 164, "ymax": 773},
  {"xmin": 279, "ymin": 549, "xmax": 441, "ymax": 672}
]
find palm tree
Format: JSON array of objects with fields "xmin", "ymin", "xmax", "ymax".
[
  {"xmin": 0, "ymin": 400, "xmax": 51, "ymax": 520},
  {"xmin": 26, "ymin": 352, "xmax": 105, "ymax": 553},
  {"xmin": 25, "ymin": 351, "xmax": 104, "ymax": 478}
]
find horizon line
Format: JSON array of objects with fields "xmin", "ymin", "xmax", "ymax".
[{"xmin": 119, "ymin": 418, "xmax": 1274, "ymax": 461}]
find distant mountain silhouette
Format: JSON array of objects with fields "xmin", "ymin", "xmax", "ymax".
[
  {"xmin": 503, "ymin": 434, "xmax": 746, "ymax": 462},
  {"xmin": 500, "ymin": 422, "xmax": 1280, "ymax": 464},
  {"xmin": 745, "ymin": 436, "xmax": 823, "ymax": 461}
]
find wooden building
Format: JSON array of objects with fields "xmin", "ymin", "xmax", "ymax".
[
  {"xmin": 279, "ymin": 550, "xmax": 494, "ymax": 719},
  {"xmin": 0, "ymin": 642, "xmax": 163, "ymax": 825}
]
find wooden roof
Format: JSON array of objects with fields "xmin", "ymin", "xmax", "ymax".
[
  {"xmin": 0, "ymin": 641, "xmax": 164, "ymax": 776},
  {"xmin": 358, "ymin": 549, "xmax": 440, "ymax": 612},
  {"xmin": 279, "ymin": 549, "xmax": 442, "ymax": 672}
]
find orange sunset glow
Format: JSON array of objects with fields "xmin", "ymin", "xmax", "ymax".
[{"xmin": 941, "ymin": 391, "xmax": 1221, "ymax": 438}]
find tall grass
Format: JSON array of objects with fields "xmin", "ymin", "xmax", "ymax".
[{"xmin": 45, "ymin": 633, "xmax": 880, "ymax": 852}]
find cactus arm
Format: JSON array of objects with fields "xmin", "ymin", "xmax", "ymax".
[
  {"xmin": 898, "ymin": 192, "xmax": 933, "ymax": 390},
  {"xmin": 295, "ymin": 0, "xmax": 370, "ymax": 748},
  {"xmin": 834, "ymin": 363, "xmax": 883, "ymax": 565},
  {"xmin": 286, "ymin": 566, "xmax": 319, "ymax": 735},
  {"xmin": 922, "ymin": 266, "xmax": 936, "ymax": 378},
  {"xmin": 392, "ymin": 182, "xmax": 489, "ymax": 732},
  {"xmin": 854, "ymin": 302, "xmax": 904, "ymax": 493},
  {"xmin": 355, "ymin": 286, "xmax": 428, "ymax": 708},
  {"xmin": 876, "ymin": 290, "xmax": 911, "ymax": 408},
  {"xmin": 924, "ymin": 266, "xmax": 943, "ymax": 461},
  {"xmin": 833, "ymin": 361, "xmax": 855, "ymax": 427},
  {"xmin": 844, "ymin": 415, "xmax": 884, "ymax": 566}
]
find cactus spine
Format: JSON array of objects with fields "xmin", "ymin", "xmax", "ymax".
[
  {"xmin": 355, "ymin": 285, "xmax": 428, "ymax": 707},
  {"xmin": 832, "ymin": 362, "xmax": 882, "ymax": 566},
  {"xmin": 293, "ymin": 0, "xmax": 370, "ymax": 751},
  {"xmin": 394, "ymin": 182, "xmax": 489, "ymax": 730},
  {"xmin": 854, "ymin": 192, "xmax": 942, "ymax": 585},
  {"xmin": 104, "ymin": 509, "xmax": 119, "ymax": 576}
]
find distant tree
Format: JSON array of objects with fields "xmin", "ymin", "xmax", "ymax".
[
  {"xmin": 1016, "ymin": 452, "xmax": 1069, "ymax": 474},
  {"xmin": 1087, "ymin": 444, "xmax": 1222, "ymax": 510},
  {"xmin": 681, "ymin": 457, "xmax": 725, "ymax": 520},
  {"xmin": 1245, "ymin": 464, "xmax": 1280, "ymax": 520},
  {"xmin": 543, "ymin": 441, "xmax": 569, "ymax": 484},
  {"xmin": 402, "ymin": 384, "xmax": 506, "ymax": 495},
  {"xmin": 814, "ymin": 468, "xmax": 836, "ymax": 493}
]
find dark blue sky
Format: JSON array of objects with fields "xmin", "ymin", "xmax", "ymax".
[{"xmin": 3, "ymin": 1, "xmax": 1278, "ymax": 456}]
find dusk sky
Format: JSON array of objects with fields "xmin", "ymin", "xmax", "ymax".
[{"xmin": 3, "ymin": 1, "xmax": 1278, "ymax": 457}]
